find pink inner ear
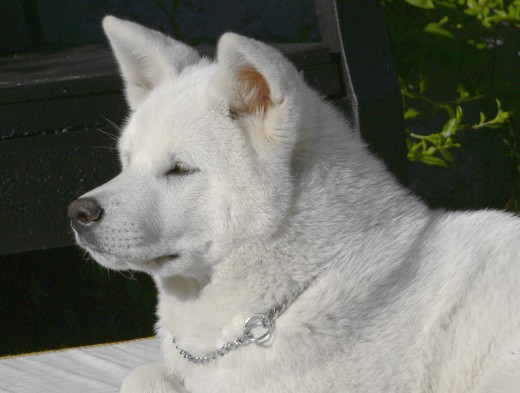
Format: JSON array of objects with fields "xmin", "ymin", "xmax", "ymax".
[{"xmin": 233, "ymin": 66, "xmax": 273, "ymax": 115}]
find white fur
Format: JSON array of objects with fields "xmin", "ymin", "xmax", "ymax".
[{"xmin": 73, "ymin": 16, "xmax": 520, "ymax": 393}]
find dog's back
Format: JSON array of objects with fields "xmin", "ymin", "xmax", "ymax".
[{"xmin": 411, "ymin": 211, "xmax": 520, "ymax": 392}]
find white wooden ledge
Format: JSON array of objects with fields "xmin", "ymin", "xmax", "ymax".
[{"xmin": 0, "ymin": 337, "xmax": 160, "ymax": 393}]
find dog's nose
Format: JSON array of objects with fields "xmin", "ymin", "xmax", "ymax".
[{"xmin": 68, "ymin": 198, "xmax": 103, "ymax": 225}]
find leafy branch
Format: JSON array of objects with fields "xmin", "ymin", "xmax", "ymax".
[
  {"xmin": 404, "ymin": 0, "xmax": 520, "ymax": 29},
  {"xmin": 383, "ymin": 0, "xmax": 519, "ymax": 212},
  {"xmin": 406, "ymin": 95, "xmax": 512, "ymax": 168}
]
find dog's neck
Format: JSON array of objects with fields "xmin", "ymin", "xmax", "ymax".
[
  {"xmin": 155, "ymin": 99, "xmax": 430, "ymax": 354},
  {"xmin": 170, "ymin": 272, "xmax": 316, "ymax": 364},
  {"xmin": 156, "ymin": 185, "xmax": 428, "ymax": 357}
]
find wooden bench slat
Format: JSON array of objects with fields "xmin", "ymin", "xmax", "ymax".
[
  {"xmin": 0, "ymin": 93, "xmax": 126, "ymax": 139},
  {"xmin": 0, "ymin": 43, "xmax": 341, "ymax": 140},
  {"xmin": 0, "ymin": 43, "xmax": 332, "ymax": 105}
]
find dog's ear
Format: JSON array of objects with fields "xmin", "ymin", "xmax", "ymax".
[
  {"xmin": 213, "ymin": 33, "xmax": 303, "ymax": 143},
  {"xmin": 102, "ymin": 16, "xmax": 201, "ymax": 110}
]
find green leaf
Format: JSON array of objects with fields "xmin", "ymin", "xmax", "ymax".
[
  {"xmin": 495, "ymin": 110, "xmax": 511, "ymax": 123},
  {"xmin": 442, "ymin": 118, "xmax": 458, "ymax": 136},
  {"xmin": 405, "ymin": 0, "xmax": 435, "ymax": 9},
  {"xmin": 408, "ymin": 141, "xmax": 423, "ymax": 155},
  {"xmin": 404, "ymin": 108, "xmax": 421, "ymax": 119},
  {"xmin": 420, "ymin": 155, "xmax": 449, "ymax": 167},
  {"xmin": 439, "ymin": 16, "xmax": 449, "ymax": 25},
  {"xmin": 482, "ymin": 18, "xmax": 492, "ymax": 28},
  {"xmin": 424, "ymin": 22, "xmax": 454, "ymax": 38},
  {"xmin": 457, "ymin": 84, "xmax": 469, "ymax": 100},
  {"xmin": 426, "ymin": 146, "xmax": 437, "ymax": 154},
  {"xmin": 455, "ymin": 106, "xmax": 463, "ymax": 123},
  {"xmin": 445, "ymin": 105, "xmax": 455, "ymax": 118},
  {"xmin": 419, "ymin": 74, "xmax": 427, "ymax": 94},
  {"xmin": 467, "ymin": 38, "xmax": 487, "ymax": 49},
  {"xmin": 439, "ymin": 148, "xmax": 454, "ymax": 163},
  {"xmin": 435, "ymin": 1, "xmax": 456, "ymax": 8},
  {"xmin": 464, "ymin": 8, "xmax": 479, "ymax": 16}
]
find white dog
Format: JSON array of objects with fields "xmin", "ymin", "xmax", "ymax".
[{"xmin": 68, "ymin": 16, "xmax": 520, "ymax": 393}]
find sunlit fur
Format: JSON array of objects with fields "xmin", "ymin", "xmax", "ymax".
[{"xmin": 73, "ymin": 15, "xmax": 520, "ymax": 393}]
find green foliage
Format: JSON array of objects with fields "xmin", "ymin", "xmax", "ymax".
[
  {"xmin": 382, "ymin": 0, "xmax": 520, "ymax": 212},
  {"xmin": 405, "ymin": 0, "xmax": 436, "ymax": 9}
]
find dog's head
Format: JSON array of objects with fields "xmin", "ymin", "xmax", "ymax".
[{"xmin": 68, "ymin": 16, "xmax": 311, "ymax": 278}]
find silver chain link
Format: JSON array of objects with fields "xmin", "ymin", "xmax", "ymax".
[{"xmin": 171, "ymin": 280, "xmax": 312, "ymax": 365}]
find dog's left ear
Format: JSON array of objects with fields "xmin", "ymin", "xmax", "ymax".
[
  {"xmin": 213, "ymin": 33, "xmax": 304, "ymax": 143},
  {"xmin": 103, "ymin": 16, "xmax": 201, "ymax": 111}
]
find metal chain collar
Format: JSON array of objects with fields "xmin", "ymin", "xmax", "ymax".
[{"xmin": 171, "ymin": 280, "xmax": 312, "ymax": 365}]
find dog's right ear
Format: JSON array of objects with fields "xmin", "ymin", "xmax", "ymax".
[{"xmin": 102, "ymin": 16, "xmax": 201, "ymax": 111}]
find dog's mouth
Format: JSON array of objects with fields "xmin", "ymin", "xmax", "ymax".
[
  {"xmin": 96, "ymin": 249, "xmax": 181, "ymax": 273},
  {"xmin": 142, "ymin": 254, "xmax": 180, "ymax": 268},
  {"xmin": 148, "ymin": 254, "xmax": 180, "ymax": 264},
  {"xmin": 80, "ymin": 240, "xmax": 180, "ymax": 267}
]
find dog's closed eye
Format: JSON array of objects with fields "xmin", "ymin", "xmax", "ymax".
[{"xmin": 165, "ymin": 162, "xmax": 193, "ymax": 177}]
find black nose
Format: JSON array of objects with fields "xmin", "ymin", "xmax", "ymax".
[{"xmin": 68, "ymin": 198, "xmax": 103, "ymax": 225}]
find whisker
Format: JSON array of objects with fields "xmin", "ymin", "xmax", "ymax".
[
  {"xmin": 118, "ymin": 270, "xmax": 138, "ymax": 281},
  {"xmin": 90, "ymin": 146, "xmax": 118, "ymax": 151},
  {"xmin": 94, "ymin": 125, "xmax": 118, "ymax": 141},
  {"xmin": 101, "ymin": 116, "xmax": 124, "ymax": 134}
]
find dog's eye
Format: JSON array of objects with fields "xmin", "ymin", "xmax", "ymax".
[{"xmin": 165, "ymin": 163, "xmax": 191, "ymax": 177}]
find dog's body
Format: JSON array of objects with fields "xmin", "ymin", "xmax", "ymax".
[{"xmin": 68, "ymin": 16, "xmax": 520, "ymax": 393}]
